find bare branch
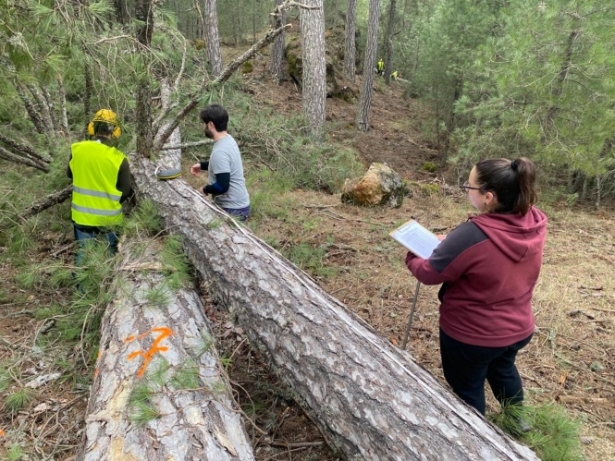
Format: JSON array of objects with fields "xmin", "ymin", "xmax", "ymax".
[
  {"xmin": 14, "ymin": 80, "xmax": 47, "ymax": 134},
  {"xmin": 0, "ymin": 132, "xmax": 51, "ymax": 163},
  {"xmin": 153, "ymin": 23, "xmax": 291, "ymax": 152},
  {"xmin": 57, "ymin": 77, "xmax": 70, "ymax": 135},
  {"xmin": 0, "ymin": 145, "xmax": 49, "ymax": 172},
  {"xmin": 19, "ymin": 186, "xmax": 72, "ymax": 221},
  {"xmin": 27, "ymin": 84, "xmax": 54, "ymax": 133},
  {"xmin": 93, "ymin": 35, "xmax": 135, "ymax": 44},
  {"xmin": 173, "ymin": 34, "xmax": 188, "ymax": 90},
  {"xmin": 160, "ymin": 139, "xmax": 213, "ymax": 150},
  {"xmin": 42, "ymin": 87, "xmax": 61, "ymax": 133},
  {"xmin": 273, "ymin": 0, "xmax": 320, "ymax": 15}
]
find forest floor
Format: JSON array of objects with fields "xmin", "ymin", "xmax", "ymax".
[{"xmin": 1, "ymin": 40, "xmax": 615, "ymax": 461}]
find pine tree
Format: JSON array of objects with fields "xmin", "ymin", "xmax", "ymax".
[{"xmin": 356, "ymin": 0, "xmax": 381, "ymax": 132}]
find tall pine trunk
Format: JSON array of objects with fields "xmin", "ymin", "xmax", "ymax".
[
  {"xmin": 384, "ymin": 0, "xmax": 397, "ymax": 84},
  {"xmin": 300, "ymin": 0, "xmax": 327, "ymax": 133},
  {"xmin": 269, "ymin": 0, "xmax": 287, "ymax": 83},
  {"xmin": 356, "ymin": 0, "xmax": 380, "ymax": 131},
  {"xmin": 204, "ymin": 0, "xmax": 223, "ymax": 77},
  {"xmin": 343, "ymin": 0, "xmax": 357, "ymax": 82},
  {"xmin": 135, "ymin": 0, "xmax": 154, "ymax": 158}
]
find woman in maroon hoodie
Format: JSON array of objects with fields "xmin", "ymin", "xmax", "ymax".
[{"xmin": 406, "ymin": 157, "xmax": 547, "ymax": 419}]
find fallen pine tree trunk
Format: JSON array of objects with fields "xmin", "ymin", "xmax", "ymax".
[
  {"xmin": 77, "ymin": 240, "xmax": 254, "ymax": 461},
  {"xmin": 131, "ymin": 158, "xmax": 539, "ymax": 461}
]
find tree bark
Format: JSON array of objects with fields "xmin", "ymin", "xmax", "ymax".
[
  {"xmin": 203, "ymin": 0, "xmax": 223, "ymax": 77},
  {"xmin": 356, "ymin": 0, "xmax": 380, "ymax": 131},
  {"xmin": 0, "ymin": 132, "xmax": 51, "ymax": 165},
  {"xmin": 18, "ymin": 185, "xmax": 71, "ymax": 222},
  {"xmin": 0, "ymin": 145, "xmax": 49, "ymax": 172},
  {"xmin": 130, "ymin": 160, "xmax": 539, "ymax": 461},
  {"xmin": 57, "ymin": 77, "xmax": 70, "ymax": 136},
  {"xmin": 152, "ymin": 23, "xmax": 291, "ymax": 152},
  {"xmin": 269, "ymin": 0, "xmax": 287, "ymax": 83},
  {"xmin": 14, "ymin": 80, "xmax": 48, "ymax": 134},
  {"xmin": 546, "ymin": 22, "xmax": 580, "ymax": 126},
  {"xmin": 135, "ymin": 0, "xmax": 154, "ymax": 158},
  {"xmin": 27, "ymin": 84, "xmax": 54, "ymax": 133},
  {"xmin": 343, "ymin": 0, "xmax": 357, "ymax": 82},
  {"xmin": 84, "ymin": 59, "xmax": 93, "ymax": 129},
  {"xmin": 114, "ymin": 0, "xmax": 131, "ymax": 24},
  {"xmin": 77, "ymin": 241, "xmax": 254, "ymax": 461},
  {"xmin": 299, "ymin": 0, "xmax": 327, "ymax": 133},
  {"xmin": 383, "ymin": 0, "xmax": 397, "ymax": 84}
]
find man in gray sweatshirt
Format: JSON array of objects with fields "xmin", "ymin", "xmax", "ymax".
[{"xmin": 190, "ymin": 104, "xmax": 250, "ymax": 221}]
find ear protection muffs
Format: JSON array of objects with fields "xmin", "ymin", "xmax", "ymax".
[{"xmin": 87, "ymin": 109, "xmax": 122, "ymax": 139}]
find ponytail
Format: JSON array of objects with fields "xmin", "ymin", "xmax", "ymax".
[{"xmin": 475, "ymin": 157, "xmax": 537, "ymax": 215}]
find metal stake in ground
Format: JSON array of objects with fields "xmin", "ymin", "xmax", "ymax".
[{"xmin": 401, "ymin": 280, "xmax": 421, "ymax": 350}]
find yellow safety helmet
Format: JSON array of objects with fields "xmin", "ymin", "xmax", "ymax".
[{"xmin": 87, "ymin": 109, "xmax": 122, "ymax": 139}]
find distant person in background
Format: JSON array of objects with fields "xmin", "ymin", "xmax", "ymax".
[
  {"xmin": 190, "ymin": 104, "xmax": 251, "ymax": 221},
  {"xmin": 377, "ymin": 58, "xmax": 385, "ymax": 75},
  {"xmin": 68, "ymin": 109, "xmax": 131, "ymax": 264},
  {"xmin": 391, "ymin": 70, "xmax": 400, "ymax": 80},
  {"xmin": 404, "ymin": 157, "xmax": 547, "ymax": 426}
]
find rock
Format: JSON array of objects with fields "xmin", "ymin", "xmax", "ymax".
[
  {"xmin": 341, "ymin": 163, "xmax": 407, "ymax": 208},
  {"xmin": 286, "ymin": 28, "xmax": 359, "ymax": 101},
  {"xmin": 589, "ymin": 361, "xmax": 604, "ymax": 372}
]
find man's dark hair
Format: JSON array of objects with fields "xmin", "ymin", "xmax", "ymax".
[{"xmin": 199, "ymin": 104, "xmax": 228, "ymax": 132}]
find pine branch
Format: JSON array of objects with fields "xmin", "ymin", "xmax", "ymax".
[
  {"xmin": 14, "ymin": 81, "xmax": 47, "ymax": 134},
  {"xmin": 57, "ymin": 77, "xmax": 70, "ymax": 135},
  {"xmin": 159, "ymin": 139, "xmax": 213, "ymax": 150},
  {"xmin": 19, "ymin": 185, "xmax": 72, "ymax": 222},
  {"xmin": 273, "ymin": 0, "xmax": 320, "ymax": 15},
  {"xmin": 27, "ymin": 84, "xmax": 54, "ymax": 133},
  {"xmin": 42, "ymin": 87, "xmax": 61, "ymax": 133},
  {"xmin": 0, "ymin": 132, "xmax": 51, "ymax": 163},
  {"xmin": 152, "ymin": 22, "xmax": 292, "ymax": 152},
  {"xmin": 0, "ymin": 145, "xmax": 49, "ymax": 172}
]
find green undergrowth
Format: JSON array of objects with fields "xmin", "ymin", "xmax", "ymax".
[
  {"xmin": 490, "ymin": 403, "xmax": 583, "ymax": 461},
  {"xmin": 2, "ymin": 199, "xmax": 194, "ymax": 418},
  {"xmin": 180, "ymin": 82, "xmax": 364, "ymax": 194}
]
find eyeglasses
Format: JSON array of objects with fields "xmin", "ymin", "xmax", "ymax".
[{"xmin": 460, "ymin": 181, "xmax": 482, "ymax": 191}]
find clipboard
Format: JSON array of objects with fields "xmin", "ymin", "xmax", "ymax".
[{"xmin": 390, "ymin": 219, "xmax": 441, "ymax": 259}]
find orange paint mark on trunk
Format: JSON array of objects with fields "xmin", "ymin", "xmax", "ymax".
[{"xmin": 126, "ymin": 327, "xmax": 173, "ymax": 377}]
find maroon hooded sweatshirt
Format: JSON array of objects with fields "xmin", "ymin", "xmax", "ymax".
[{"xmin": 405, "ymin": 207, "xmax": 548, "ymax": 347}]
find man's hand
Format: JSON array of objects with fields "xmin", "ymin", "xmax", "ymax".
[{"xmin": 190, "ymin": 163, "xmax": 202, "ymax": 175}]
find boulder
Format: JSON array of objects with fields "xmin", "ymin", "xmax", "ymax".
[
  {"xmin": 341, "ymin": 162, "xmax": 407, "ymax": 207},
  {"xmin": 286, "ymin": 30, "xmax": 359, "ymax": 101}
]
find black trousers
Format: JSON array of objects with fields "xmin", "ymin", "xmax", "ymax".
[{"xmin": 439, "ymin": 328, "xmax": 533, "ymax": 415}]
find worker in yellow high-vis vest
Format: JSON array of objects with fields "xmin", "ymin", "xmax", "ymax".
[{"xmin": 67, "ymin": 109, "xmax": 132, "ymax": 265}]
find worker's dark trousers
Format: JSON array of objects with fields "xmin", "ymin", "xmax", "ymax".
[
  {"xmin": 439, "ymin": 329, "xmax": 533, "ymax": 415},
  {"xmin": 221, "ymin": 205, "xmax": 251, "ymax": 222},
  {"xmin": 73, "ymin": 225, "xmax": 119, "ymax": 266}
]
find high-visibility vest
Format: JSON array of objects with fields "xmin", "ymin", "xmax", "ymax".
[{"xmin": 69, "ymin": 140, "xmax": 127, "ymax": 227}]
